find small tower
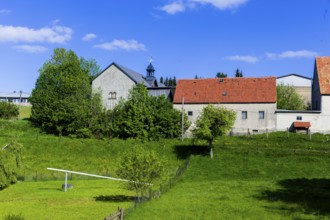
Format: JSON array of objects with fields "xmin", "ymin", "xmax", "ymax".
[{"xmin": 146, "ymin": 62, "xmax": 155, "ymax": 81}]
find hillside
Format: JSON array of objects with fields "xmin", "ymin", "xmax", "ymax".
[{"xmin": 0, "ymin": 120, "xmax": 330, "ymax": 219}]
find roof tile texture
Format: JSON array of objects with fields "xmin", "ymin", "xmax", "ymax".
[
  {"xmin": 293, "ymin": 121, "xmax": 311, "ymax": 128},
  {"xmin": 316, "ymin": 57, "xmax": 330, "ymax": 95},
  {"xmin": 173, "ymin": 77, "xmax": 276, "ymax": 104}
]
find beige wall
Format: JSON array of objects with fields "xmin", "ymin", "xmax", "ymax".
[
  {"xmin": 295, "ymin": 86, "xmax": 311, "ymax": 105},
  {"xmin": 174, "ymin": 103, "xmax": 277, "ymax": 136},
  {"xmin": 92, "ymin": 65, "xmax": 136, "ymax": 110}
]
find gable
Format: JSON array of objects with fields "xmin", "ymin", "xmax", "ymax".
[
  {"xmin": 173, "ymin": 77, "xmax": 276, "ymax": 104},
  {"xmin": 315, "ymin": 57, "xmax": 330, "ymax": 95},
  {"xmin": 277, "ymin": 74, "xmax": 311, "ymax": 87}
]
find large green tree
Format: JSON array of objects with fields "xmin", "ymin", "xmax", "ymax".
[
  {"xmin": 277, "ymin": 83, "xmax": 305, "ymax": 110},
  {"xmin": 192, "ymin": 105, "xmax": 236, "ymax": 158},
  {"xmin": 110, "ymin": 84, "xmax": 190, "ymax": 140},
  {"xmin": 117, "ymin": 146, "xmax": 169, "ymax": 201},
  {"xmin": 29, "ymin": 48, "xmax": 104, "ymax": 136}
]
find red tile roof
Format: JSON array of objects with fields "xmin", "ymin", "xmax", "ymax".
[
  {"xmin": 315, "ymin": 57, "xmax": 330, "ymax": 95},
  {"xmin": 293, "ymin": 121, "xmax": 311, "ymax": 128},
  {"xmin": 173, "ymin": 77, "xmax": 276, "ymax": 104}
]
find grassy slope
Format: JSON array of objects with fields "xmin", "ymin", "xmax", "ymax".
[
  {"xmin": 0, "ymin": 120, "xmax": 185, "ymax": 219},
  {"xmin": 126, "ymin": 134, "xmax": 330, "ymax": 220},
  {"xmin": 1, "ymin": 120, "xmax": 330, "ymax": 219}
]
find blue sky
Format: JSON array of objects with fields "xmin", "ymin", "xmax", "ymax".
[{"xmin": 1, "ymin": 0, "xmax": 330, "ymax": 93}]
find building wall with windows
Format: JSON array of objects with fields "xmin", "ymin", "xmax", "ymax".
[
  {"xmin": 173, "ymin": 77, "xmax": 277, "ymax": 136},
  {"xmin": 92, "ymin": 64, "xmax": 136, "ymax": 109},
  {"xmin": 174, "ymin": 103, "xmax": 277, "ymax": 135}
]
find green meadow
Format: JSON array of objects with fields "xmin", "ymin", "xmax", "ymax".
[{"xmin": 1, "ymin": 119, "xmax": 330, "ymax": 219}]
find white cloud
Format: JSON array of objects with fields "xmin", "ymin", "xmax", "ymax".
[
  {"xmin": 94, "ymin": 39, "xmax": 146, "ymax": 51},
  {"xmin": 82, "ymin": 33, "xmax": 97, "ymax": 42},
  {"xmin": 13, "ymin": 45, "xmax": 48, "ymax": 53},
  {"xmin": 160, "ymin": 1, "xmax": 186, "ymax": 14},
  {"xmin": 159, "ymin": 0, "xmax": 247, "ymax": 14},
  {"xmin": 266, "ymin": 50, "xmax": 318, "ymax": 59},
  {"xmin": 190, "ymin": 0, "xmax": 248, "ymax": 10},
  {"xmin": 0, "ymin": 25, "xmax": 73, "ymax": 44},
  {"xmin": 0, "ymin": 9, "xmax": 11, "ymax": 15},
  {"xmin": 225, "ymin": 55, "xmax": 259, "ymax": 63}
]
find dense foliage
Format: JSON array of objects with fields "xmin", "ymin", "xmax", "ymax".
[
  {"xmin": 117, "ymin": 146, "xmax": 169, "ymax": 200},
  {"xmin": 192, "ymin": 105, "xmax": 236, "ymax": 158},
  {"xmin": 0, "ymin": 102, "xmax": 19, "ymax": 119},
  {"xmin": 0, "ymin": 140, "xmax": 23, "ymax": 190},
  {"xmin": 29, "ymin": 48, "xmax": 105, "ymax": 137},
  {"xmin": 110, "ymin": 84, "xmax": 190, "ymax": 140},
  {"xmin": 277, "ymin": 83, "xmax": 305, "ymax": 110}
]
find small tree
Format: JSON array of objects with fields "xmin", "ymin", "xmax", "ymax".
[
  {"xmin": 192, "ymin": 105, "xmax": 236, "ymax": 158},
  {"xmin": 0, "ymin": 140, "xmax": 23, "ymax": 190},
  {"xmin": 277, "ymin": 83, "xmax": 305, "ymax": 110},
  {"xmin": 235, "ymin": 68, "xmax": 243, "ymax": 77},
  {"xmin": 117, "ymin": 146, "xmax": 169, "ymax": 201},
  {"xmin": 216, "ymin": 72, "xmax": 227, "ymax": 78}
]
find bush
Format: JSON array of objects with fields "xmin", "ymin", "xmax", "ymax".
[
  {"xmin": 0, "ymin": 102, "xmax": 19, "ymax": 119},
  {"xmin": 4, "ymin": 213, "xmax": 25, "ymax": 220}
]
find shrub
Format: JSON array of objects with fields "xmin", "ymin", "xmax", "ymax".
[
  {"xmin": 4, "ymin": 213, "xmax": 25, "ymax": 220},
  {"xmin": 0, "ymin": 102, "xmax": 19, "ymax": 119}
]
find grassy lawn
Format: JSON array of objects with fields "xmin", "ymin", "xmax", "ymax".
[
  {"xmin": 0, "ymin": 179, "xmax": 135, "ymax": 220},
  {"xmin": 126, "ymin": 134, "xmax": 330, "ymax": 220},
  {"xmin": 1, "ymin": 120, "xmax": 330, "ymax": 219}
]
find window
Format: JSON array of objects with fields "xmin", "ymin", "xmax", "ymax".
[
  {"xmin": 242, "ymin": 111, "xmax": 247, "ymax": 119},
  {"xmin": 188, "ymin": 111, "xmax": 193, "ymax": 116},
  {"xmin": 297, "ymin": 116, "xmax": 302, "ymax": 120},
  {"xmin": 259, "ymin": 111, "xmax": 265, "ymax": 119},
  {"xmin": 108, "ymin": 92, "xmax": 117, "ymax": 100}
]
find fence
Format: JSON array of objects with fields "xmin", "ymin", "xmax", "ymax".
[
  {"xmin": 106, "ymin": 156, "xmax": 191, "ymax": 219},
  {"xmin": 104, "ymin": 208, "xmax": 123, "ymax": 220}
]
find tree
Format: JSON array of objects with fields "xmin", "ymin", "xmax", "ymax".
[
  {"xmin": 0, "ymin": 140, "xmax": 23, "ymax": 190},
  {"xmin": 192, "ymin": 105, "xmax": 236, "ymax": 158},
  {"xmin": 277, "ymin": 83, "xmax": 305, "ymax": 110},
  {"xmin": 216, "ymin": 72, "xmax": 227, "ymax": 78},
  {"xmin": 173, "ymin": 76, "xmax": 177, "ymax": 86},
  {"xmin": 110, "ymin": 84, "xmax": 190, "ymax": 140},
  {"xmin": 29, "ymin": 48, "xmax": 104, "ymax": 136},
  {"xmin": 79, "ymin": 57, "xmax": 101, "ymax": 80},
  {"xmin": 159, "ymin": 76, "xmax": 164, "ymax": 84},
  {"xmin": 235, "ymin": 68, "xmax": 243, "ymax": 77},
  {"xmin": 117, "ymin": 146, "xmax": 169, "ymax": 201},
  {"xmin": 0, "ymin": 102, "xmax": 19, "ymax": 119}
]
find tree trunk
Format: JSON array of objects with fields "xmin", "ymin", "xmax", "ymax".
[{"xmin": 209, "ymin": 140, "xmax": 213, "ymax": 159}]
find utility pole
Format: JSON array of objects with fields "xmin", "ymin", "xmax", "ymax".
[{"xmin": 181, "ymin": 96, "xmax": 184, "ymax": 142}]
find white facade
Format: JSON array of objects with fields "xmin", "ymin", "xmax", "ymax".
[
  {"xmin": 276, "ymin": 74, "xmax": 311, "ymax": 87},
  {"xmin": 92, "ymin": 65, "xmax": 135, "ymax": 109},
  {"xmin": 174, "ymin": 103, "xmax": 277, "ymax": 135}
]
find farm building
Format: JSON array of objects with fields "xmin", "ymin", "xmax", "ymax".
[
  {"xmin": 173, "ymin": 77, "xmax": 277, "ymax": 135},
  {"xmin": 92, "ymin": 62, "xmax": 174, "ymax": 109},
  {"xmin": 0, "ymin": 91, "xmax": 31, "ymax": 106},
  {"xmin": 276, "ymin": 73, "xmax": 312, "ymax": 106}
]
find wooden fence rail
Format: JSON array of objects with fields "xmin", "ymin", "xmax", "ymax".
[{"xmin": 104, "ymin": 208, "xmax": 123, "ymax": 220}]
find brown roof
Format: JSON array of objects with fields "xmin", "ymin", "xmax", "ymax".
[
  {"xmin": 173, "ymin": 77, "xmax": 276, "ymax": 104},
  {"xmin": 293, "ymin": 121, "xmax": 311, "ymax": 128},
  {"xmin": 315, "ymin": 57, "xmax": 330, "ymax": 95}
]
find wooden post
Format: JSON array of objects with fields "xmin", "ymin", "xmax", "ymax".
[
  {"xmin": 309, "ymin": 130, "xmax": 312, "ymax": 141},
  {"xmin": 64, "ymin": 172, "xmax": 68, "ymax": 192}
]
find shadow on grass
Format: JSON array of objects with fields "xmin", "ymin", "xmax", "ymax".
[
  {"xmin": 173, "ymin": 144, "xmax": 210, "ymax": 159},
  {"xmin": 258, "ymin": 178, "xmax": 330, "ymax": 215},
  {"xmin": 95, "ymin": 195, "xmax": 136, "ymax": 202}
]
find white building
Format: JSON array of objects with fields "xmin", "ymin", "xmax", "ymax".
[
  {"xmin": 92, "ymin": 62, "xmax": 173, "ymax": 110},
  {"xmin": 0, "ymin": 91, "xmax": 31, "ymax": 106},
  {"xmin": 277, "ymin": 73, "xmax": 312, "ymax": 105},
  {"xmin": 173, "ymin": 77, "xmax": 277, "ymax": 135}
]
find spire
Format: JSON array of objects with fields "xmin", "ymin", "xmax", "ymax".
[{"xmin": 146, "ymin": 58, "xmax": 155, "ymax": 81}]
